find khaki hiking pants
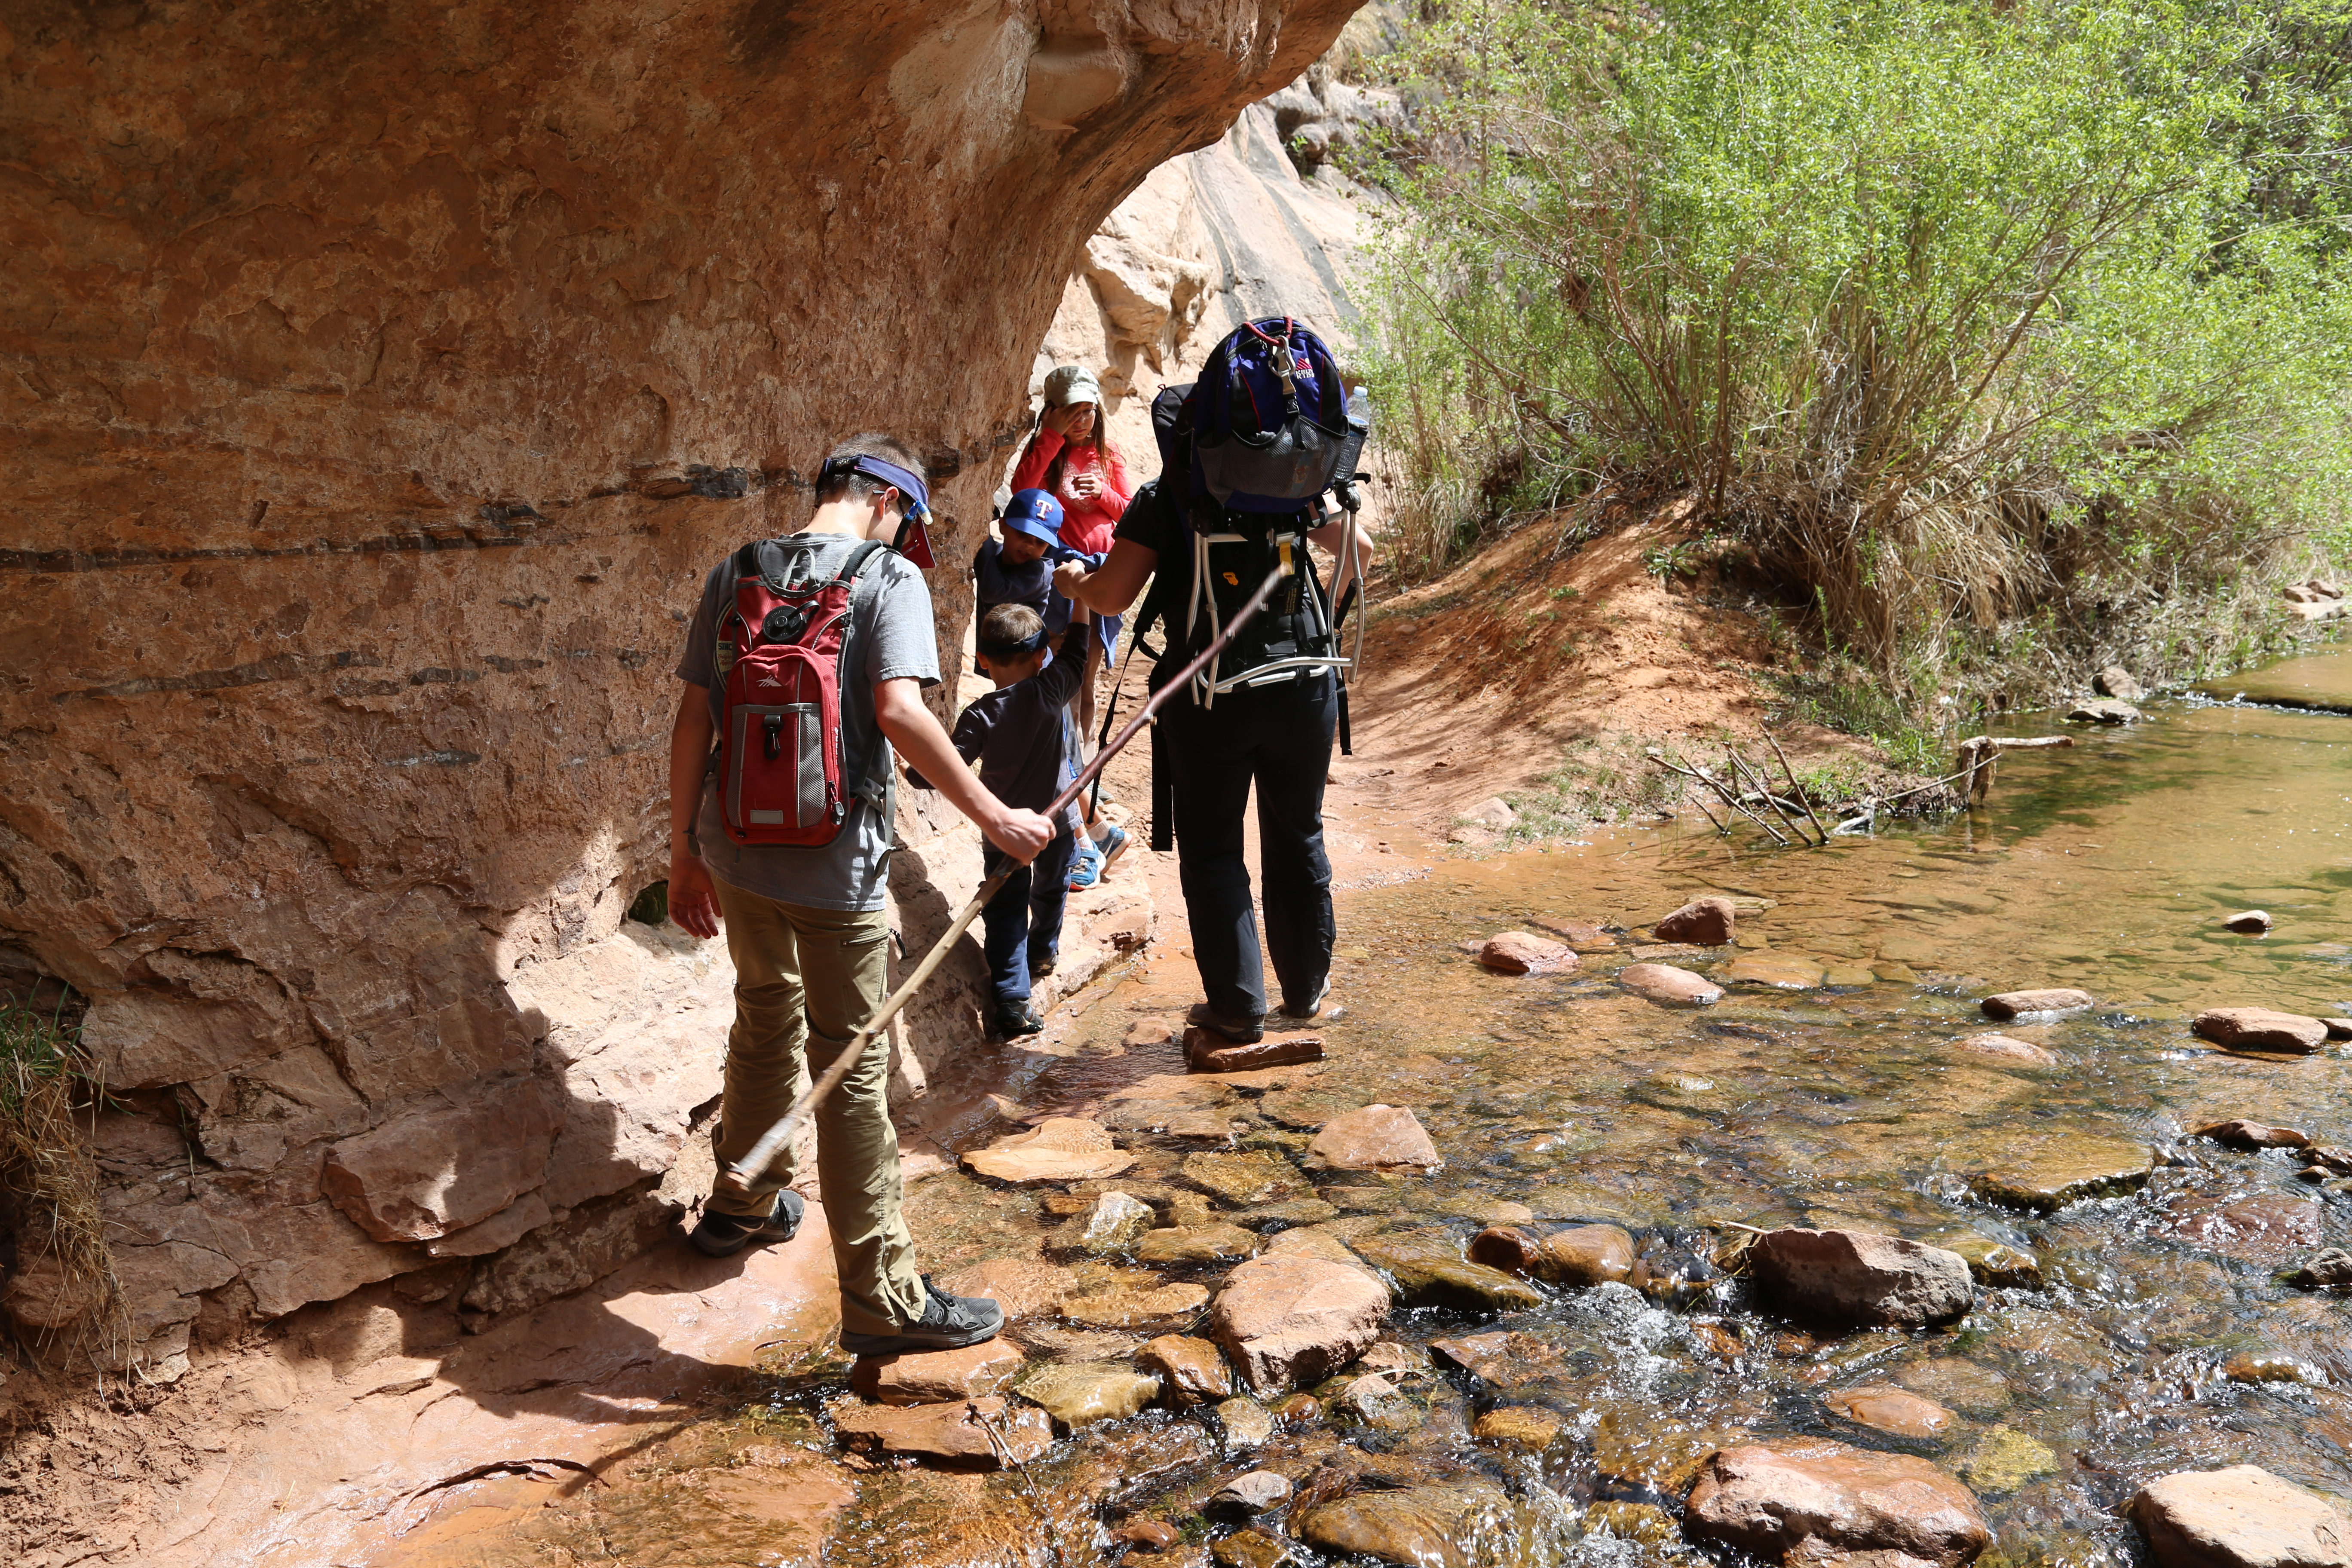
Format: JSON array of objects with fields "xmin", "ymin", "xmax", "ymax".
[{"xmin": 708, "ymin": 878, "xmax": 925, "ymax": 1338}]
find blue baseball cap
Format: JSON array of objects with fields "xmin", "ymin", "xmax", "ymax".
[{"xmin": 1002, "ymin": 488, "xmax": 1064, "ymax": 546}]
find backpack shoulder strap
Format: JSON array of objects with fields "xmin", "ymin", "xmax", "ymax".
[{"xmin": 835, "ymin": 538, "xmax": 897, "ymax": 815}]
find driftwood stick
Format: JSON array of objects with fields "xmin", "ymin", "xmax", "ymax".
[
  {"xmin": 1764, "ymin": 730, "xmax": 1833, "ymax": 844},
  {"xmin": 1651, "ymin": 753, "xmax": 1781, "ymax": 842},
  {"xmin": 1707, "ymin": 759, "xmax": 1791, "ymax": 844},
  {"xmin": 1730, "ymin": 747, "xmax": 1812, "ymax": 845}
]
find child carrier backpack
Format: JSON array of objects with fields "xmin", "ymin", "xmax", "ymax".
[
  {"xmin": 710, "ymin": 537, "xmax": 890, "ymax": 846},
  {"xmin": 1144, "ymin": 318, "xmax": 1372, "ymax": 708}
]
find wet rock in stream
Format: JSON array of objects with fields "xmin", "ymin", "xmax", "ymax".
[
  {"xmin": 1185, "ymin": 1151, "xmax": 1311, "ymax": 1207},
  {"xmin": 1348, "ymin": 1232, "xmax": 1545, "ymax": 1314},
  {"xmin": 831, "ymin": 1396, "xmax": 1055, "ymax": 1464},
  {"xmin": 1656, "ymin": 896, "xmax": 1738, "ymax": 945},
  {"xmin": 1063, "ymin": 1283, "xmax": 1212, "ymax": 1332},
  {"xmin": 2067, "ymin": 698, "xmax": 2141, "ymax": 724},
  {"xmin": 1293, "ymin": 1481, "xmax": 1514, "ymax": 1568},
  {"xmin": 1980, "ymin": 988, "xmax": 2095, "ymax": 1020},
  {"xmin": 1746, "ymin": 1228, "xmax": 1975, "ymax": 1327},
  {"xmin": 1208, "ymin": 1253, "xmax": 1391, "ymax": 1394},
  {"xmin": 962, "ymin": 1117, "xmax": 1137, "ymax": 1182},
  {"xmin": 2193, "ymin": 1007, "xmax": 2332, "ymax": 1055},
  {"xmin": 2223, "ymin": 910, "xmax": 2276, "ymax": 934},
  {"xmin": 1068, "ymin": 1190, "xmax": 1156, "ymax": 1255},
  {"xmin": 1620, "ymin": 961, "xmax": 1726, "ymax": 1007},
  {"xmin": 850, "ymin": 1340, "xmax": 1027, "ymax": 1406},
  {"xmin": 1952, "ymin": 1032, "xmax": 2060, "ymax": 1066},
  {"xmin": 1468, "ymin": 1221, "xmax": 1637, "ymax": 1285},
  {"xmin": 1014, "ymin": 1361, "xmax": 1162, "ymax": 1429},
  {"xmin": 1188, "ymin": 1029, "xmax": 1327, "ymax": 1072},
  {"xmin": 1308, "ymin": 1105, "xmax": 1443, "ymax": 1172},
  {"xmin": 1139, "ymin": 1333, "xmax": 1233, "ymax": 1406},
  {"xmin": 932, "ymin": 1257, "xmax": 1077, "ymax": 1320},
  {"xmin": 1478, "ymin": 932, "xmax": 1577, "ymax": 974},
  {"xmin": 1724, "ymin": 952, "xmax": 1828, "ymax": 989},
  {"xmin": 1139, "ymin": 1224, "xmax": 1261, "ymax": 1265},
  {"xmin": 1824, "ymin": 1384, "xmax": 1957, "ymax": 1439},
  {"xmin": 1684, "ymin": 1439, "xmax": 1992, "ymax": 1568},
  {"xmin": 1215, "ymin": 1394, "xmax": 1278, "ymax": 1447},
  {"xmin": 1209, "ymin": 1469, "xmax": 1294, "ymax": 1514},
  {"xmin": 1966, "ymin": 1136, "xmax": 2154, "ymax": 1211},
  {"xmin": 2193, "ymin": 1119, "xmax": 2312, "ymax": 1152},
  {"xmin": 2129, "ymin": 1465, "xmax": 2352, "ymax": 1568},
  {"xmin": 2285, "ymin": 1247, "xmax": 2352, "ymax": 1288}
]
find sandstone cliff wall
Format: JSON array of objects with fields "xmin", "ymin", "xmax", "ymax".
[{"xmin": 0, "ymin": 0, "xmax": 1360, "ymax": 1372}]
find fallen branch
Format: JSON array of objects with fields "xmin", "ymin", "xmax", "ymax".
[
  {"xmin": 1764, "ymin": 730, "xmax": 1834, "ymax": 844},
  {"xmin": 1955, "ymin": 734, "xmax": 2074, "ymax": 805}
]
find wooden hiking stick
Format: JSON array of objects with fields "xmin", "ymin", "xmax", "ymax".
[{"xmin": 715, "ymin": 562, "xmax": 1289, "ymax": 1200}]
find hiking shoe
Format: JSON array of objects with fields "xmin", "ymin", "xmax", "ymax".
[
  {"xmin": 839, "ymin": 1274, "xmax": 1006, "ymax": 1357},
  {"xmin": 1094, "ymin": 823, "xmax": 1131, "ymax": 876},
  {"xmin": 1030, "ymin": 953, "xmax": 1057, "ymax": 980},
  {"xmin": 1067, "ymin": 837, "xmax": 1102, "ymax": 891},
  {"xmin": 992, "ymin": 1001, "xmax": 1045, "ymax": 1038},
  {"xmin": 688, "ymin": 1190, "xmax": 805, "ymax": 1258},
  {"xmin": 1186, "ymin": 1002, "xmax": 1265, "ymax": 1044},
  {"xmin": 1277, "ymin": 979, "xmax": 1331, "ymax": 1022}
]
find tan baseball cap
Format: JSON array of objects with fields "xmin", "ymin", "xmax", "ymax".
[{"xmin": 1041, "ymin": 364, "xmax": 1102, "ymax": 407}]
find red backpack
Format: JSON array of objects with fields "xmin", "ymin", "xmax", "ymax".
[{"xmin": 712, "ymin": 537, "xmax": 889, "ymax": 846}]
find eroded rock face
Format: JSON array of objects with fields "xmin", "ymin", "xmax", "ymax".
[{"xmin": 1, "ymin": 0, "xmax": 1361, "ymax": 1363}]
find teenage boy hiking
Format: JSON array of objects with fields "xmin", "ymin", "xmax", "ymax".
[
  {"xmin": 665, "ymin": 433, "xmax": 1051, "ymax": 1356},
  {"xmin": 905, "ymin": 603, "xmax": 1089, "ymax": 1039}
]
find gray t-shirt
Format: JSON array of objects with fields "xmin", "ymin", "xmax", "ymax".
[{"xmin": 674, "ymin": 532, "xmax": 941, "ymax": 912}]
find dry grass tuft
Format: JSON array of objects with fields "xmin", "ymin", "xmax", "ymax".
[{"xmin": 0, "ymin": 995, "xmax": 127, "ymax": 1372}]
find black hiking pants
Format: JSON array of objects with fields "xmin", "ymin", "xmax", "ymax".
[{"xmin": 1159, "ymin": 671, "xmax": 1337, "ymax": 1023}]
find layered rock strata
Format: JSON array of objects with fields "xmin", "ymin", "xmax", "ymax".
[{"xmin": 1, "ymin": 0, "xmax": 1361, "ymax": 1370}]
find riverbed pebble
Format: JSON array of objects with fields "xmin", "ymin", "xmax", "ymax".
[
  {"xmin": 2192, "ymin": 1007, "xmax": 2331, "ymax": 1054},
  {"xmin": 1014, "ymin": 1361, "xmax": 1161, "ymax": 1429},
  {"xmin": 1474, "ymin": 1405, "xmax": 1564, "ymax": 1448},
  {"xmin": 1686, "ymin": 1441, "xmax": 1990, "ymax": 1568},
  {"xmin": 1981, "ymin": 988, "xmax": 2094, "ymax": 1020},
  {"xmin": 1296, "ymin": 1482, "xmax": 1512, "ymax": 1568},
  {"xmin": 1215, "ymin": 1393, "xmax": 1277, "ymax": 1448},
  {"xmin": 2067, "ymin": 698, "xmax": 2140, "ymax": 723},
  {"xmin": 1348, "ymin": 1231, "xmax": 1544, "ymax": 1314},
  {"xmin": 1724, "ymin": 951, "xmax": 1827, "ymax": 989},
  {"xmin": 2192, "ymin": 1118, "xmax": 2310, "ymax": 1151},
  {"xmin": 1654, "ymin": 896, "xmax": 1736, "ymax": 945},
  {"xmin": 961, "ymin": 1117, "xmax": 1136, "ymax": 1183},
  {"xmin": 2129, "ymin": 1465, "xmax": 2352, "ymax": 1568},
  {"xmin": 2327, "ymin": 1018, "xmax": 2352, "ymax": 1039},
  {"xmin": 1208, "ymin": 1253, "xmax": 1390, "ymax": 1394},
  {"xmin": 1211, "ymin": 1470, "xmax": 1295, "ymax": 1514},
  {"xmin": 2223, "ymin": 910, "xmax": 2275, "ymax": 934},
  {"xmin": 1619, "ymin": 962, "xmax": 1724, "ymax": 1007},
  {"xmin": 1967, "ymin": 1136, "xmax": 2153, "ymax": 1211},
  {"xmin": 1825, "ymin": 1384, "xmax": 1956, "ymax": 1438},
  {"xmin": 1953, "ymin": 1032, "xmax": 2059, "ymax": 1066},
  {"xmin": 1308, "ymin": 1104, "xmax": 1443, "ymax": 1172},
  {"xmin": 1467, "ymin": 1221, "xmax": 1635, "ymax": 1285},
  {"xmin": 930, "ymin": 1257, "xmax": 1076, "ymax": 1320},
  {"xmin": 1747, "ymin": 1227, "xmax": 1975, "ymax": 1327},
  {"xmin": 1184, "ymin": 1150, "xmax": 1310, "ymax": 1207},
  {"xmin": 1477, "ymin": 931, "xmax": 1576, "ymax": 974},
  {"xmin": 1959, "ymin": 1427, "xmax": 2059, "ymax": 1493},
  {"xmin": 1138, "ymin": 1333, "xmax": 1232, "ymax": 1406},
  {"xmin": 2286, "ymin": 1247, "xmax": 2352, "ymax": 1289},
  {"xmin": 1061, "ymin": 1283, "xmax": 1212, "ymax": 1332},
  {"xmin": 1069, "ymin": 1190, "xmax": 1155, "ymax": 1255},
  {"xmin": 1137, "ymin": 1224, "xmax": 1260, "ymax": 1266}
]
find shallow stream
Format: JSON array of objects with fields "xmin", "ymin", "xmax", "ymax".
[{"xmin": 405, "ymin": 652, "xmax": 2352, "ymax": 1568}]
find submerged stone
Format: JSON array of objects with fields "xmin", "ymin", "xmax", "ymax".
[
  {"xmin": 1746, "ymin": 1227, "xmax": 1973, "ymax": 1327},
  {"xmin": 1684, "ymin": 1440, "xmax": 1991, "ymax": 1568},
  {"xmin": 1981, "ymin": 989, "xmax": 2094, "ymax": 1020},
  {"xmin": 831, "ymin": 1396, "xmax": 1053, "ymax": 1464},
  {"xmin": 1959, "ymin": 1427, "xmax": 2059, "ymax": 1493},
  {"xmin": 962, "ymin": 1117, "xmax": 1136, "ymax": 1183},
  {"xmin": 2192, "ymin": 1008, "xmax": 2330, "ymax": 1055},
  {"xmin": 1348, "ymin": 1232, "xmax": 1544, "ymax": 1314},
  {"xmin": 931, "ymin": 1258, "xmax": 1077, "ymax": 1320},
  {"xmin": 1068, "ymin": 1190, "xmax": 1155, "ymax": 1255},
  {"xmin": 1824, "ymin": 1384, "xmax": 1956, "ymax": 1439},
  {"xmin": 1184, "ymin": 1150, "xmax": 1309, "ymax": 1207},
  {"xmin": 1295, "ymin": 1482, "xmax": 1512, "ymax": 1568},
  {"xmin": 1953, "ymin": 1033, "xmax": 2059, "ymax": 1067},
  {"xmin": 1137, "ymin": 1224, "xmax": 1260, "ymax": 1266},
  {"xmin": 1966, "ymin": 1137, "xmax": 2153, "ymax": 1212},
  {"xmin": 1061, "ymin": 1282, "xmax": 1212, "ymax": 1332},
  {"xmin": 1619, "ymin": 962, "xmax": 1724, "ymax": 1007},
  {"xmin": 1473, "ymin": 1405, "xmax": 1564, "ymax": 1448},
  {"xmin": 1724, "ymin": 952, "xmax": 1827, "ymax": 989},
  {"xmin": 1935, "ymin": 1234, "xmax": 2044, "ymax": 1289},
  {"xmin": 1308, "ymin": 1105, "xmax": 1443, "ymax": 1173},
  {"xmin": 1015, "ymin": 1361, "xmax": 1161, "ymax": 1429},
  {"xmin": 1216, "ymin": 1393, "xmax": 1278, "ymax": 1448}
]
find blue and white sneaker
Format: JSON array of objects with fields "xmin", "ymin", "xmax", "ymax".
[
  {"xmin": 1095, "ymin": 823, "xmax": 1130, "ymax": 876},
  {"xmin": 1068, "ymin": 836, "xmax": 1102, "ymax": 891}
]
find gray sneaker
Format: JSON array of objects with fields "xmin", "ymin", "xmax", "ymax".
[
  {"xmin": 839, "ymin": 1275, "xmax": 1006, "ymax": 1357},
  {"xmin": 688, "ymin": 1190, "xmax": 805, "ymax": 1258}
]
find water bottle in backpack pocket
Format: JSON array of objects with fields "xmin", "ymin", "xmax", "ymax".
[{"xmin": 712, "ymin": 538, "xmax": 889, "ymax": 846}]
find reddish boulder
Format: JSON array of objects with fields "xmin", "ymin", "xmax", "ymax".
[
  {"xmin": 1207, "ymin": 1253, "xmax": 1390, "ymax": 1394},
  {"xmin": 2128, "ymin": 1465, "xmax": 2352, "ymax": 1568},
  {"xmin": 1654, "ymin": 897, "xmax": 1736, "ymax": 945},
  {"xmin": 1980, "ymin": 989, "xmax": 2094, "ymax": 1020},
  {"xmin": 1684, "ymin": 1440, "xmax": 1991, "ymax": 1568},
  {"xmin": 2192, "ymin": 1009, "xmax": 2330, "ymax": 1054},
  {"xmin": 1138, "ymin": 1333, "xmax": 1232, "ymax": 1406},
  {"xmin": 1468, "ymin": 1222, "xmax": 1635, "ymax": 1286},
  {"xmin": 1824, "ymin": 1385, "xmax": 1957, "ymax": 1439},
  {"xmin": 850, "ymin": 1339, "xmax": 1026, "ymax": 1406},
  {"xmin": 1746, "ymin": 1228, "xmax": 1973, "ymax": 1327},
  {"xmin": 1620, "ymin": 962, "xmax": 1724, "ymax": 1007},
  {"xmin": 1478, "ymin": 933, "xmax": 1577, "ymax": 975},
  {"xmin": 1309, "ymin": 1105, "xmax": 1442, "ymax": 1173},
  {"xmin": 1187, "ymin": 1029, "xmax": 1325, "ymax": 1073}
]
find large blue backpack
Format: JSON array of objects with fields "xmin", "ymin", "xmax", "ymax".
[{"xmin": 1188, "ymin": 317, "xmax": 1364, "ymax": 512}]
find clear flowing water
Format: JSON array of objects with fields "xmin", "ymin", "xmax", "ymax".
[{"xmin": 405, "ymin": 655, "xmax": 2352, "ymax": 1568}]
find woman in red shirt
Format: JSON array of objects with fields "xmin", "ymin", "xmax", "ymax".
[{"xmin": 1010, "ymin": 365, "xmax": 1133, "ymax": 885}]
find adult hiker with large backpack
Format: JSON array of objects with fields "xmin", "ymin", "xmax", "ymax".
[
  {"xmin": 1054, "ymin": 317, "xmax": 1372, "ymax": 1042},
  {"xmin": 665, "ymin": 433, "xmax": 1053, "ymax": 1357}
]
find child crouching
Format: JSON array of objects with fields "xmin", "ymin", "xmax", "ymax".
[{"xmin": 906, "ymin": 603, "xmax": 1089, "ymax": 1038}]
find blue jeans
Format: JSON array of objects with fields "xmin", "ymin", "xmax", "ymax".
[{"xmin": 982, "ymin": 829, "xmax": 1077, "ymax": 1004}]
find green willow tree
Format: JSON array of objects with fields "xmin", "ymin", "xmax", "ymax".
[{"xmin": 1369, "ymin": 0, "xmax": 2352, "ymax": 697}]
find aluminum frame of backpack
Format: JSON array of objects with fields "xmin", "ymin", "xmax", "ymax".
[{"xmin": 1162, "ymin": 316, "xmax": 1372, "ymax": 714}]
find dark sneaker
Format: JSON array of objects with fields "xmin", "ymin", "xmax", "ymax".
[
  {"xmin": 1030, "ymin": 953, "xmax": 1057, "ymax": 980},
  {"xmin": 1277, "ymin": 979, "xmax": 1331, "ymax": 1022},
  {"xmin": 992, "ymin": 1001, "xmax": 1045, "ymax": 1038},
  {"xmin": 1095, "ymin": 823, "xmax": 1131, "ymax": 876},
  {"xmin": 839, "ymin": 1274, "xmax": 1006, "ymax": 1357},
  {"xmin": 688, "ymin": 1189, "xmax": 805, "ymax": 1258},
  {"xmin": 1186, "ymin": 1002, "xmax": 1264, "ymax": 1044}
]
